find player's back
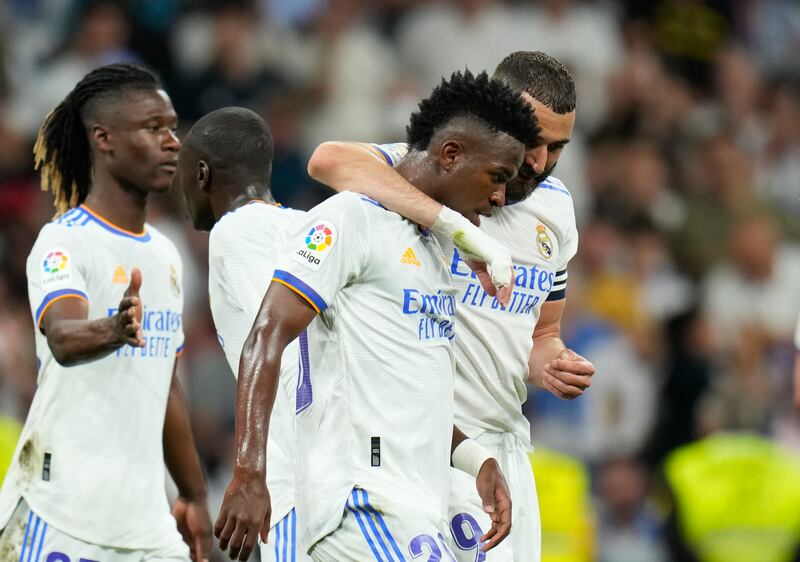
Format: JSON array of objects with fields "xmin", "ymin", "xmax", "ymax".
[
  {"xmin": 274, "ymin": 191, "xmax": 457, "ymax": 547},
  {"xmin": 0, "ymin": 205, "xmax": 185, "ymax": 548},
  {"xmin": 208, "ymin": 200, "xmax": 305, "ymax": 523}
]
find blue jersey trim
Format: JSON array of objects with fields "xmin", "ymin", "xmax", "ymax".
[
  {"xmin": 359, "ymin": 195, "xmax": 386, "ymax": 209},
  {"xmin": 36, "ymin": 289, "xmax": 89, "ymax": 325},
  {"xmin": 546, "ymin": 288, "xmax": 566, "ymax": 301},
  {"xmin": 272, "ymin": 270, "xmax": 328, "ymax": 313},
  {"xmin": 34, "ymin": 518, "xmax": 47, "ymax": 562},
  {"xmin": 373, "ymin": 145, "xmax": 393, "ymax": 165},
  {"xmin": 25, "ymin": 514, "xmax": 40, "ymax": 562},
  {"xmin": 537, "ymin": 181, "xmax": 571, "ymax": 197}
]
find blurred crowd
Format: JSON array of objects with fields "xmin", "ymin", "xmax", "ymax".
[{"xmin": 1, "ymin": 0, "xmax": 799, "ymax": 560}]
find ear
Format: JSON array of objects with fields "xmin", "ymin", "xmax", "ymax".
[
  {"xmin": 197, "ymin": 161, "xmax": 211, "ymax": 193},
  {"xmin": 438, "ymin": 140, "xmax": 462, "ymax": 172},
  {"xmin": 91, "ymin": 125, "xmax": 112, "ymax": 154}
]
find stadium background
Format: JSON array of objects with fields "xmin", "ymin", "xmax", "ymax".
[{"xmin": 0, "ymin": 0, "xmax": 799, "ymax": 560}]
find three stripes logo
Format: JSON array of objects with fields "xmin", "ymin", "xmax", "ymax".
[{"xmin": 401, "ymin": 247, "xmax": 421, "ymax": 266}]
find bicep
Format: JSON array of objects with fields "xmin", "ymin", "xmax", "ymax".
[
  {"xmin": 533, "ymin": 298, "xmax": 565, "ymax": 341},
  {"xmin": 40, "ymin": 295, "xmax": 89, "ymax": 335},
  {"xmin": 249, "ymin": 282, "xmax": 318, "ymax": 350}
]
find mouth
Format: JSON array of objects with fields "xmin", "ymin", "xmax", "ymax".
[{"xmin": 159, "ymin": 162, "xmax": 177, "ymax": 174}]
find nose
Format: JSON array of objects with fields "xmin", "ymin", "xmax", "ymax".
[
  {"xmin": 490, "ymin": 186, "xmax": 506, "ymax": 207},
  {"xmin": 526, "ymin": 144, "xmax": 547, "ymax": 174},
  {"xmin": 164, "ymin": 129, "xmax": 181, "ymax": 151}
]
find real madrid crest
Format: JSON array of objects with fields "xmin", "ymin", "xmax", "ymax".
[
  {"xmin": 536, "ymin": 224, "xmax": 553, "ymax": 259},
  {"xmin": 170, "ymin": 264, "xmax": 180, "ymax": 297}
]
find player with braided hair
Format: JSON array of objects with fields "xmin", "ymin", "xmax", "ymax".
[
  {"xmin": 215, "ymin": 70, "xmax": 538, "ymax": 561},
  {"xmin": 0, "ymin": 64, "xmax": 212, "ymax": 561}
]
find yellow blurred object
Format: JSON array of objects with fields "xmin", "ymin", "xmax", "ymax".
[
  {"xmin": 530, "ymin": 448, "xmax": 596, "ymax": 562},
  {"xmin": 0, "ymin": 415, "xmax": 22, "ymax": 485},
  {"xmin": 664, "ymin": 433, "xmax": 800, "ymax": 562}
]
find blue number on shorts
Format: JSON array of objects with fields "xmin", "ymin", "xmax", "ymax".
[
  {"xmin": 450, "ymin": 513, "xmax": 486, "ymax": 562},
  {"xmin": 46, "ymin": 555, "xmax": 70, "ymax": 562},
  {"xmin": 296, "ymin": 330, "xmax": 312, "ymax": 413},
  {"xmin": 409, "ymin": 533, "xmax": 457, "ymax": 561},
  {"xmin": 409, "ymin": 534, "xmax": 443, "ymax": 561}
]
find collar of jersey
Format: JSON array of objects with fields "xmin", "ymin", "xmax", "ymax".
[{"xmin": 80, "ymin": 205, "xmax": 151, "ymax": 242}]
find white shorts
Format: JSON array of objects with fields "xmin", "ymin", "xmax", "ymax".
[
  {"xmin": 309, "ymin": 487, "xmax": 455, "ymax": 562},
  {"xmin": 260, "ymin": 508, "xmax": 312, "ymax": 562},
  {"xmin": 446, "ymin": 432, "xmax": 540, "ymax": 561},
  {"xmin": 0, "ymin": 499, "xmax": 189, "ymax": 562}
]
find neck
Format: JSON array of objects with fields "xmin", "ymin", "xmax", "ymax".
[
  {"xmin": 83, "ymin": 168, "xmax": 148, "ymax": 233},
  {"xmin": 394, "ymin": 153, "xmax": 441, "ymax": 202},
  {"xmin": 216, "ymin": 182, "xmax": 274, "ymax": 219}
]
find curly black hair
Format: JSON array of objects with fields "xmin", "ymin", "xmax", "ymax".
[{"xmin": 406, "ymin": 69, "xmax": 540, "ymax": 151}]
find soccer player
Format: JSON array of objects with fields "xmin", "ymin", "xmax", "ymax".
[
  {"xmin": 0, "ymin": 64, "xmax": 212, "ymax": 561},
  {"xmin": 215, "ymin": 70, "xmax": 540, "ymax": 561},
  {"xmin": 307, "ymin": 51, "xmax": 596, "ymax": 560},
  {"xmin": 175, "ymin": 106, "xmax": 310, "ymax": 562}
]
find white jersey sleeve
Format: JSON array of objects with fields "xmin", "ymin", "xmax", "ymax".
[
  {"xmin": 370, "ymin": 142, "xmax": 409, "ymax": 166},
  {"xmin": 273, "ymin": 193, "xmax": 372, "ymax": 312},
  {"xmin": 27, "ymin": 223, "xmax": 91, "ymax": 329}
]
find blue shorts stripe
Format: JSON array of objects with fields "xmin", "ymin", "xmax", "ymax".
[
  {"xmin": 282, "ymin": 511, "xmax": 289, "ymax": 562},
  {"xmin": 25, "ymin": 515, "xmax": 40, "ymax": 562},
  {"xmin": 291, "ymin": 509, "xmax": 297, "ymax": 562},
  {"xmin": 354, "ymin": 490, "xmax": 395, "ymax": 561},
  {"xmin": 361, "ymin": 490, "xmax": 406, "ymax": 562},
  {"xmin": 18, "ymin": 510, "xmax": 33, "ymax": 562},
  {"xmin": 34, "ymin": 522, "xmax": 47, "ymax": 562},
  {"xmin": 346, "ymin": 490, "xmax": 385, "ymax": 562},
  {"xmin": 274, "ymin": 517, "xmax": 281, "ymax": 561}
]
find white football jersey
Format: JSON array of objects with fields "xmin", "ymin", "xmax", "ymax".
[
  {"xmin": 0, "ymin": 205, "xmax": 185, "ymax": 548},
  {"xmin": 375, "ymin": 144, "xmax": 579, "ymax": 444},
  {"xmin": 274, "ymin": 191, "xmax": 456, "ymax": 548},
  {"xmin": 207, "ymin": 200, "xmax": 306, "ymax": 523}
]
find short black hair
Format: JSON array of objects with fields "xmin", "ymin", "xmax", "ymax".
[
  {"xmin": 406, "ymin": 69, "xmax": 540, "ymax": 151},
  {"xmin": 34, "ymin": 63, "xmax": 162, "ymax": 215},
  {"xmin": 493, "ymin": 51, "xmax": 576, "ymax": 114},
  {"xmin": 183, "ymin": 106, "xmax": 273, "ymax": 184}
]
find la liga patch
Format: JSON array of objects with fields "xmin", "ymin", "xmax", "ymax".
[
  {"xmin": 293, "ymin": 221, "xmax": 337, "ymax": 271},
  {"xmin": 41, "ymin": 248, "xmax": 72, "ymax": 288}
]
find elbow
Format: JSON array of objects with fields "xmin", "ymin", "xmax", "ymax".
[
  {"xmin": 47, "ymin": 334, "xmax": 76, "ymax": 367},
  {"xmin": 307, "ymin": 142, "xmax": 344, "ymax": 183}
]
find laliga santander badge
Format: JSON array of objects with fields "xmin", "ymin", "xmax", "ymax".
[
  {"xmin": 294, "ymin": 221, "xmax": 337, "ymax": 271},
  {"xmin": 41, "ymin": 248, "xmax": 72, "ymax": 289},
  {"xmin": 536, "ymin": 224, "xmax": 553, "ymax": 260}
]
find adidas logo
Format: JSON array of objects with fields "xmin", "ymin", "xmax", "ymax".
[
  {"xmin": 401, "ymin": 247, "xmax": 421, "ymax": 266},
  {"xmin": 112, "ymin": 265, "xmax": 128, "ymax": 284}
]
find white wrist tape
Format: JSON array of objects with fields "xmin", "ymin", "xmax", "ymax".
[
  {"xmin": 452, "ymin": 439, "xmax": 494, "ymax": 478},
  {"xmin": 431, "ymin": 206, "xmax": 514, "ymax": 289},
  {"xmin": 431, "ymin": 205, "xmax": 471, "ymax": 239}
]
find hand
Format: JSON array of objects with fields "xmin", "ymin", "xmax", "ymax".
[
  {"xmin": 173, "ymin": 497, "xmax": 213, "ymax": 562},
  {"xmin": 466, "ymin": 260, "xmax": 514, "ymax": 308},
  {"xmin": 113, "ymin": 268, "xmax": 144, "ymax": 347},
  {"xmin": 541, "ymin": 349, "xmax": 595, "ymax": 399},
  {"xmin": 215, "ymin": 471, "xmax": 271, "ymax": 561},
  {"xmin": 474, "ymin": 458, "xmax": 512, "ymax": 552}
]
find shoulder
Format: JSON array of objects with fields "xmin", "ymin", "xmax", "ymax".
[
  {"xmin": 314, "ymin": 191, "xmax": 389, "ymax": 219},
  {"xmin": 144, "ymin": 223, "xmax": 183, "ymax": 264},
  {"xmin": 537, "ymin": 176, "xmax": 572, "ymax": 199},
  {"xmin": 31, "ymin": 212, "xmax": 89, "ymax": 254}
]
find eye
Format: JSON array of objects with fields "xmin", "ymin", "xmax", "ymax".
[
  {"xmin": 492, "ymin": 173, "xmax": 508, "ymax": 184},
  {"xmin": 548, "ymin": 144, "xmax": 564, "ymax": 154}
]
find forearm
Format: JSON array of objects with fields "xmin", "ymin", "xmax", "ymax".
[
  {"xmin": 528, "ymin": 334, "xmax": 566, "ymax": 387},
  {"xmin": 308, "ymin": 142, "xmax": 442, "ymax": 228},
  {"xmin": 233, "ymin": 319, "xmax": 283, "ymax": 478},
  {"xmin": 163, "ymin": 370, "xmax": 207, "ymax": 501},
  {"xmin": 46, "ymin": 317, "xmax": 125, "ymax": 366}
]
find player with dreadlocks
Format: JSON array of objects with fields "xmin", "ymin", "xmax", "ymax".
[
  {"xmin": 215, "ymin": 70, "xmax": 539, "ymax": 561},
  {"xmin": 0, "ymin": 64, "xmax": 212, "ymax": 561}
]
